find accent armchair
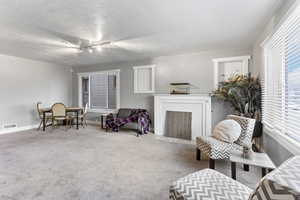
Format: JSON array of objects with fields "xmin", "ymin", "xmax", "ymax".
[
  {"xmin": 170, "ymin": 156, "xmax": 300, "ymax": 200},
  {"xmin": 196, "ymin": 115, "xmax": 256, "ymax": 169}
]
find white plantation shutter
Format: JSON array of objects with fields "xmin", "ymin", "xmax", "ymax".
[
  {"xmin": 262, "ymin": 5, "xmax": 300, "ymax": 143},
  {"xmin": 263, "ymin": 28, "xmax": 285, "ymax": 132},
  {"xmin": 89, "ymin": 71, "xmax": 118, "ymax": 110},
  {"xmin": 90, "ymin": 73, "xmax": 108, "ymax": 109},
  {"xmin": 108, "ymin": 73, "xmax": 117, "ymax": 109},
  {"xmin": 285, "ymin": 7, "xmax": 300, "ymax": 141}
]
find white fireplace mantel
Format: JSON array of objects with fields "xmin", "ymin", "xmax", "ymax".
[{"xmin": 154, "ymin": 94, "xmax": 212, "ymax": 140}]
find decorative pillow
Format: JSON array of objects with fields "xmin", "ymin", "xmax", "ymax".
[{"xmin": 212, "ymin": 119, "xmax": 241, "ymax": 143}]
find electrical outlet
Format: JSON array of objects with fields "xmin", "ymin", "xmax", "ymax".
[{"xmin": 3, "ymin": 124, "xmax": 17, "ymax": 129}]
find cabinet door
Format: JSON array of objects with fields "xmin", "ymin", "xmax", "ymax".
[
  {"xmin": 223, "ymin": 61, "xmax": 244, "ymax": 80},
  {"xmin": 213, "ymin": 55, "xmax": 250, "ymax": 90},
  {"xmin": 133, "ymin": 65, "xmax": 155, "ymax": 93}
]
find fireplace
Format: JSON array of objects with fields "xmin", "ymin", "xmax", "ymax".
[
  {"xmin": 154, "ymin": 94, "xmax": 211, "ymax": 140},
  {"xmin": 165, "ymin": 111, "xmax": 192, "ymax": 140}
]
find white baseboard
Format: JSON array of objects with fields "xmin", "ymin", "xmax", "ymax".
[
  {"xmin": 0, "ymin": 124, "xmax": 39, "ymax": 135},
  {"xmin": 86, "ymin": 120, "xmax": 101, "ymax": 125},
  {"xmin": 86, "ymin": 120, "xmax": 154, "ymax": 131}
]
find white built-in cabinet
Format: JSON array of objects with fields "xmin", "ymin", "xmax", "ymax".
[
  {"xmin": 213, "ymin": 55, "xmax": 251, "ymax": 89},
  {"xmin": 133, "ymin": 65, "xmax": 155, "ymax": 93}
]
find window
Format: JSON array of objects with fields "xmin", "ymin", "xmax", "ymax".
[
  {"xmin": 78, "ymin": 70, "xmax": 120, "ymax": 112},
  {"xmin": 262, "ymin": 5, "xmax": 300, "ymax": 143}
]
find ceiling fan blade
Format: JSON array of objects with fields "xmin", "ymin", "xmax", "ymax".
[
  {"xmin": 112, "ymin": 31, "xmax": 160, "ymax": 43},
  {"xmin": 36, "ymin": 26, "xmax": 89, "ymax": 48}
]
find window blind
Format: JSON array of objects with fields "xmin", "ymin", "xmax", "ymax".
[
  {"xmin": 90, "ymin": 73, "xmax": 108, "ymax": 109},
  {"xmin": 108, "ymin": 73, "xmax": 117, "ymax": 109},
  {"xmin": 262, "ymin": 5, "xmax": 300, "ymax": 142},
  {"xmin": 285, "ymin": 7, "xmax": 300, "ymax": 141},
  {"xmin": 89, "ymin": 71, "xmax": 118, "ymax": 110}
]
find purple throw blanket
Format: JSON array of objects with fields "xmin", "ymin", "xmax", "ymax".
[{"xmin": 106, "ymin": 109, "xmax": 151, "ymax": 134}]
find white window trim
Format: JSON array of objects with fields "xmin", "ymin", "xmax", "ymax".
[
  {"xmin": 133, "ymin": 65, "xmax": 155, "ymax": 93},
  {"xmin": 77, "ymin": 69, "xmax": 120, "ymax": 113},
  {"xmin": 264, "ymin": 125, "xmax": 300, "ymax": 155}
]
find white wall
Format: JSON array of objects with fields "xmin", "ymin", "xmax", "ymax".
[
  {"xmin": 74, "ymin": 48, "xmax": 250, "ymax": 127},
  {"xmin": 0, "ymin": 54, "xmax": 73, "ymax": 131}
]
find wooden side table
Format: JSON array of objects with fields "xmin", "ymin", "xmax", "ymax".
[{"xmin": 230, "ymin": 151, "xmax": 276, "ymax": 180}]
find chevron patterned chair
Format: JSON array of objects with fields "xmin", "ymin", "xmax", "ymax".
[
  {"xmin": 170, "ymin": 156, "xmax": 300, "ymax": 200},
  {"xmin": 196, "ymin": 115, "xmax": 256, "ymax": 169}
]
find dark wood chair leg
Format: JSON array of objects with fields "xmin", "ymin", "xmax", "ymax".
[
  {"xmin": 262, "ymin": 168, "xmax": 267, "ymax": 177},
  {"xmin": 43, "ymin": 112, "xmax": 46, "ymax": 131},
  {"xmin": 101, "ymin": 116, "xmax": 104, "ymax": 129},
  {"xmin": 231, "ymin": 162, "xmax": 236, "ymax": 180},
  {"xmin": 244, "ymin": 164, "xmax": 250, "ymax": 171},
  {"xmin": 81, "ymin": 118, "xmax": 84, "ymax": 127},
  {"xmin": 37, "ymin": 120, "xmax": 42, "ymax": 130},
  {"xmin": 196, "ymin": 148, "xmax": 201, "ymax": 161},
  {"xmin": 209, "ymin": 158, "xmax": 215, "ymax": 169},
  {"xmin": 76, "ymin": 111, "xmax": 79, "ymax": 130}
]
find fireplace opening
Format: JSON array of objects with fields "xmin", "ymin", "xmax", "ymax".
[{"xmin": 164, "ymin": 111, "xmax": 192, "ymax": 140}]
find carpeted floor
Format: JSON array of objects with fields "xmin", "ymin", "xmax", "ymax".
[{"xmin": 0, "ymin": 126, "xmax": 261, "ymax": 200}]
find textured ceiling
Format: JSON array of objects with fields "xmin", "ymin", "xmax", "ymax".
[{"xmin": 0, "ymin": 0, "xmax": 282, "ymax": 66}]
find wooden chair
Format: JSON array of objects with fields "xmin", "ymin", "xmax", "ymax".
[
  {"xmin": 37, "ymin": 102, "xmax": 52, "ymax": 130},
  {"xmin": 78, "ymin": 103, "xmax": 88, "ymax": 127},
  {"xmin": 51, "ymin": 103, "xmax": 73, "ymax": 130}
]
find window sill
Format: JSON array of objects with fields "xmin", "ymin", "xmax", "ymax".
[{"xmin": 264, "ymin": 127, "xmax": 300, "ymax": 155}]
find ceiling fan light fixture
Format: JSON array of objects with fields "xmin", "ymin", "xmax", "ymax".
[
  {"xmin": 96, "ymin": 46, "xmax": 103, "ymax": 51},
  {"xmin": 88, "ymin": 48, "xmax": 93, "ymax": 53},
  {"xmin": 97, "ymin": 33, "xmax": 103, "ymax": 41}
]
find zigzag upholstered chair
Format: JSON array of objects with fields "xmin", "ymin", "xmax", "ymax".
[
  {"xmin": 196, "ymin": 115, "xmax": 256, "ymax": 169},
  {"xmin": 170, "ymin": 156, "xmax": 300, "ymax": 200}
]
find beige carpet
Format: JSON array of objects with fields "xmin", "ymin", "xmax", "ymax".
[{"xmin": 0, "ymin": 126, "xmax": 261, "ymax": 200}]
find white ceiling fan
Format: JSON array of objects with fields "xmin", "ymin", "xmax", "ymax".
[
  {"xmin": 77, "ymin": 40, "xmax": 114, "ymax": 53},
  {"xmin": 35, "ymin": 27, "xmax": 157, "ymax": 55}
]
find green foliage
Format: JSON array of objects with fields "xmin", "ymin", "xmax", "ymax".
[{"xmin": 213, "ymin": 75, "xmax": 261, "ymax": 119}]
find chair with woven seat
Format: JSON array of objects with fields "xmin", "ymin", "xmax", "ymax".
[
  {"xmin": 78, "ymin": 103, "xmax": 88, "ymax": 127},
  {"xmin": 51, "ymin": 103, "xmax": 73, "ymax": 130},
  {"xmin": 37, "ymin": 102, "xmax": 52, "ymax": 130},
  {"xmin": 196, "ymin": 115, "xmax": 256, "ymax": 169}
]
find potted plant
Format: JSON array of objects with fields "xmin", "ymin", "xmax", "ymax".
[{"xmin": 213, "ymin": 74, "xmax": 262, "ymax": 137}]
